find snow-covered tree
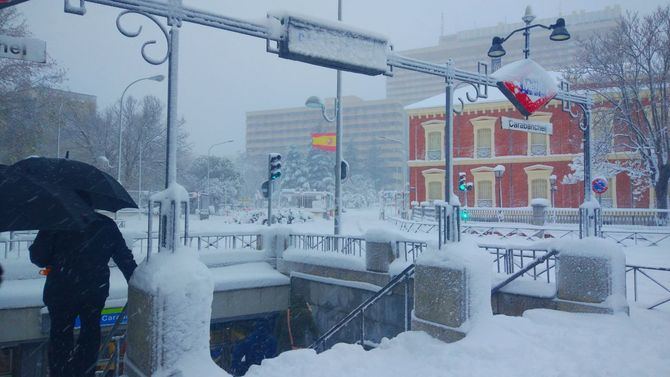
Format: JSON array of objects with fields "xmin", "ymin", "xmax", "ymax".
[
  {"xmin": 306, "ymin": 148, "xmax": 334, "ymax": 192},
  {"xmin": 343, "ymin": 174, "xmax": 378, "ymax": 208},
  {"xmin": 184, "ymin": 155, "xmax": 242, "ymax": 209},
  {"xmin": 570, "ymin": 6, "xmax": 670, "ymax": 210},
  {"xmin": 281, "ymin": 146, "xmax": 310, "ymax": 190}
]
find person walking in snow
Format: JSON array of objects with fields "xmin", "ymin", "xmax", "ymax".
[{"xmin": 30, "ymin": 211, "xmax": 137, "ymax": 377}]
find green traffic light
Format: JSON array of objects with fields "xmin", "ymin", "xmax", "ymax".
[
  {"xmin": 461, "ymin": 209, "xmax": 469, "ymax": 220},
  {"xmin": 459, "ymin": 184, "xmax": 467, "ymax": 191}
]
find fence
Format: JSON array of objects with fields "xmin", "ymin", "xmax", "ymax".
[
  {"xmin": 410, "ymin": 205, "xmax": 670, "ymax": 227},
  {"xmin": 287, "ymin": 233, "xmax": 365, "ymax": 257}
]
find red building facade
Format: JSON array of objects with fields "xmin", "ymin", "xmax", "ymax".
[{"xmin": 406, "ymin": 94, "xmax": 650, "ymax": 209}]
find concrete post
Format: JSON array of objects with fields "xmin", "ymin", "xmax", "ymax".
[
  {"xmin": 555, "ymin": 239, "xmax": 628, "ymax": 314},
  {"xmin": 365, "ymin": 240, "xmax": 394, "ymax": 273},
  {"xmin": 412, "ymin": 243, "xmax": 491, "ymax": 343},
  {"xmin": 531, "ymin": 200, "xmax": 547, "ymax": 226}
]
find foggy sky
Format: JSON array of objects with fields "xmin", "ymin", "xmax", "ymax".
[{"xmin": 19, "ymin": 0, "xmax": 665, "ymax": 157}]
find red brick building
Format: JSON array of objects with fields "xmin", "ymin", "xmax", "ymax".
[{"xmin": 406, "ymin": 88, "xmax": 651, "ymax": 208}]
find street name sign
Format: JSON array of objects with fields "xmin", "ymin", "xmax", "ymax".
[
  {"xmin": 501, "ymin": 116, "xmax": 553, "ymax": 135},
  {"xmin": 0, "ymin": 35, "xmax": 46, "ymax": 63},
  {"xmin": 272, "ymin": 13, "xmax": 389, "ymax": 76},
  {"xmin": 493, "ymin": 59, "xmax": 557, "ymax": 116}
]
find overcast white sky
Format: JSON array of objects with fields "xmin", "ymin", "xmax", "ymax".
[{"xmin": 19, "ymin": 0, "xmax": 665, "ymax": 157}]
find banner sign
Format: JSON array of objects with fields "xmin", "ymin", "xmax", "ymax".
[
  {"xmin": 312, "ymin": 132, "xmax": 336, "ymax": 152},
  {"xmin": 493, "ymin": 59, "xmax": 557, "ymax": 116},
  {"xmin": 0, "ymin": 34, "xmax": 46, "ymax": 63},
  {"xmin": 501, "ymin": 116, "xmax": 553, "ymax": 135},
  {"xmin": 74, "ymin": 307, "xmax": 127, "ymax": 329}
]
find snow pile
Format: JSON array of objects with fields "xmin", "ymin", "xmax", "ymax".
[
  {"xmin": 364, "ymin": 228, "xmax": 397, "ymax": 243},
  {"xmin": 150, "ymin": 182, "xmax": 190, "ymax": 204},
  {"xmin": 211, "ymin": 262, "xmax": 289, "ymax": 292},
  {"xmin": 554, "ymin": 237, "xmax": 627, "ymax": 310},
  {"xmin": 530, "ymin": 198, "xmax": 550, "ymax": 207},
  {"xmin": 130, "ymin": 249, "xmax": 227, "ymax": 377},
  {"xmin": 282, "ymin": 248, "xmax": 366, "ymax": 271},
  {"xmin": 245, "ymin": 308, "xmax": 670, "ymax": 377},
  {"xmin": 417, "ymin": 240, "xmax": 492, "ymax": 327}
]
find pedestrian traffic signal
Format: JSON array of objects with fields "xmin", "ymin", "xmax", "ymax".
[
  {"xmin": 269, "ymin": 153, "xmax": 282, "ymax": 181},
  {"xmin": 461, "ymin": 208, "xmax": 469, "ymax": 220},
  {"xmin": 466, "ymin": 182, "xmax": 474, "ymax": 191},
  {"xmin": 458, "ymin": 172, "xmax": 467, "ymax": 191}
]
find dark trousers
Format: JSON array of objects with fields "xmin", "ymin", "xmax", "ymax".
[{"xmin": 47, "ymin": 301, "xmax": 104, "ymax": 377}]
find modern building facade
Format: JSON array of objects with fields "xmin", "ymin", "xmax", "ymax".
[
  {"xmin": 406, "ymin": 87, "xmax": 652, "ymax": 209},
  {"xmin": 386, "ymin": 6, "xmax": 621, "ymax": 105},
  {"xmin": 246, "ymin": 96, "xmax": 407, "ymax": 189}
]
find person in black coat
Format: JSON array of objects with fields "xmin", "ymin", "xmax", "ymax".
[{"xmin": 29, "ymin": 212, "xmax": 137, "ymax": 377}]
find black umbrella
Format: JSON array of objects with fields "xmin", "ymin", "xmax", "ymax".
[
  {"xmin": 8, "ymin": 157, "xmax": 138, "ymax": 212},
  {"xmin": 0, "ymin": 164, "xmax": 97, "ymax": 231}
]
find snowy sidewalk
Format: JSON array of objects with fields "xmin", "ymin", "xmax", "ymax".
[{"xmin": 246, "ymin": 308, "xmax": 670, "ymax": 377}]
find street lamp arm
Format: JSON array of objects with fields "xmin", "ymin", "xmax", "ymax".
[
  {"xmin": 498, "ymin": 23, "xmax": 552, "ymax": 44},
  {"xmin": 321, "ymin": 99, "xmax": 338, "ymax": 123}
]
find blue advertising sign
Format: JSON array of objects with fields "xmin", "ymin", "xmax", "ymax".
[{"xmin": 74, "ymin": 307, "xmax": 127, "ymax": 329}]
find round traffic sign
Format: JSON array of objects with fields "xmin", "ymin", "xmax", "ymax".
[{"xmin": 591, "ymin": 177, "xmax": 608, "ymax": 194}]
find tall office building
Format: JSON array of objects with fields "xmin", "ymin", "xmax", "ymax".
[
  {"xmin": 246, "ymin": 96, "xmax": 407, "ymax": 189},
  {"xmin": 386, "ymin": 6, "xmax": 621, "ymax": 105}
]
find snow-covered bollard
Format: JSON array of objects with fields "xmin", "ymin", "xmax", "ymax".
[
  {"xmin": 530, "ymin": 198, "xmax": 549, "ymax": 226},
  {"xmin": 124, "ymin": 250, "xmax": 228, "ymax": 377},
  {"xmin": 555, "ymin": 238, "xmax": 628, "ymax": 315},
  {"xmin": 412, "ymin": 241, "xmax": 491, "ymax": 343},
  {"xmin": 364, "ymin": 229, "xmax": 396, "ymax": 273}
]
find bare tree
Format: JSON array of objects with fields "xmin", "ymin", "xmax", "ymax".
[{"xmin": 571, "ymin": 6, "xmax": 670, "ymax": 210}]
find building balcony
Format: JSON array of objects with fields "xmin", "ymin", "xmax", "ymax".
[
  {"xmin": 476, "ymin": 147, "xmax": 491, "ymax": 158},
  {"xmin": 426, "ymin": 149, "xmax": 442, "ymax": 161},
  {"xmin": 530, "ymin": 144, "xmax": 548, "ymax": 156}
]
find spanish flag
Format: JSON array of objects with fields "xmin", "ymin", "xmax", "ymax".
[{"xmin": 312, "ymin": 133, "xmax": 336, "ymax": 152}]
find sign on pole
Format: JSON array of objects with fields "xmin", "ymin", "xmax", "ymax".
[
  {"xmin": 501, "ymin": 116, "xmax": 553, "ymax": 135},
  {"xmin": 493, "ymin": 59, "xmax": 557, "ymax": 116},
  {"xmin": 270, "ymin": 13, "xmax": 390, "ymax": 76},
  {"xmin": 591, "ymin": 177, "xmax": 608, "ymax": 195},
  {"xmin": 0, "ymin": 35, "xmax": 46, "ymax": 63}
]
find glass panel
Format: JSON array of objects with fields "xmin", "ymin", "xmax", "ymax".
[
  {"xmin": 477, "ymin": 180, "xmax": 493, "ymax": 207},
  {"xmin": 476, "ymin": 128, "xmax": 492, "ymax": 158},
  {"xmin": 428, "ymin": 181, "xmax": 442, "ymax": 200},
  {"xmin": 531, "ymin": 178, "xmax": 549, "ymax": 199},
  {"xmin": 426, "ymin": 132, "xmax": 442, "ymax": 160},
  {"xmin": 530, "ymin": 133, "xmax": 547, "ymax": 155}
]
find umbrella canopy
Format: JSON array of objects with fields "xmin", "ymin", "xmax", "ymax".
[
  {"xmin": 0, "ymin": 164, "xmax": 98, "ymax": 232},
  {"xmin": 9, "ymin": 157, "xmax": 138, "ymax": 212}
]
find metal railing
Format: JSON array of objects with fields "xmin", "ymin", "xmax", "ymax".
[
  {"xmin": 479, "ymin": 243, "xmax": 670, "ymax": 309},
  {"xmin": 627, "ymin": 265, "xmax": 670, "ymax": 310},
  {"xmin": 394, "ymin": 240, "xmax": 428, "ymax": 262},
  {"xmin": 309, "ymin": 263, "xmax": 415, "ymax": 353},
  {"xmin": 288, "ymin": 233, "xmax": 365, "ymax": 257}
]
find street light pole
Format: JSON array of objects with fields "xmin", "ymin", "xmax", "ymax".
[
  {"xmin": 334, "ymin": 0, "xmax": 343, "ymax": 235},
  {"xmin": 117, "ymin": 74, "xmax": 165, "ymax": 185}
]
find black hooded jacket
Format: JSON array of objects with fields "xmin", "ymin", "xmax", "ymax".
[{"xmin": 29, "ymin": 213, "xmax": 137, "ymax": 306}]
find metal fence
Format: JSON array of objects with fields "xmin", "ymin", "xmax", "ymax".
[
  {"xmin": 288, "ymin": 233, "xmax": 365, "ymax": 257},
  {"xmin": 410, "ymin": 206, "xmax": 670, "ymax": 227}
]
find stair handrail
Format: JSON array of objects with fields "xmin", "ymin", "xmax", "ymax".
[
  {"xmin": 491, "ymin": 249, "xmax": 559, "ymax": 294},
  {"xmin": 309, "ymin": 263, "xmax": 415, "ymax": 351}
]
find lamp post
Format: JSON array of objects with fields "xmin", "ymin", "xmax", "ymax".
[
  {"xmin": 493, "ymin": 164, "xmax": 505, "ymax": 208},
  {"xmin": 117, "ymin": 74, "xmax": 165, "ymax": 185},
  {"xmin": 305, "ymin": 95, "xmax": 342, "ymax": 234},
  {"xmin": 487, "ymin": 6, "xmax": 570, "ymax": 60},
  {"xmin": 206, "ymin": 139, "xmax": 234, "ymax": 198},
  {"xmin": 138, "ymin": 133, "xmax": 164, "ymax": 210},
  {"xmin": 549, "ymin": 174, "xmax": 558, "ymax": 208}
]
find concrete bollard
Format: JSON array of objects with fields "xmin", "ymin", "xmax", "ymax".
[
  {"xmin": 555, "ymin": 238, "xmax": 628, "ymax": 315},
  {"xmin": 364, "ymin": 229, "xmax": 397, "ymax": 273},
  {"xmin": 530, "ymin": 199, "xmax": 548, "ymax": 226},
  {"xmin": 412, "ymin": 242, "xmax": 491, "ymax": 343}
]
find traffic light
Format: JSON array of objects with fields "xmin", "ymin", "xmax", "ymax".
[
  {"xmin": 340, "ymin": 160, "xmax": 349, "ymax": 181},
  {"xmin": 466, "ymin": 182, "xmax": 474, "ymax": 191},
  {"xmin": 461, "ymin": 208, "xmax": 470, "ymax": 220},
  {"xmin": 269, "ymin": 153, "xmax": 282, "ymax": 181},
  {"xmin": 458, "ymin": 172, "xmax": 467, "ymax": 191}
]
